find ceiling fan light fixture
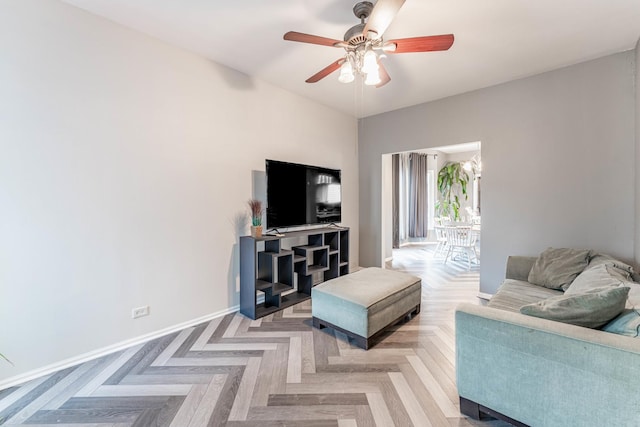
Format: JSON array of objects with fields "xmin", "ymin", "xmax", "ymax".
[
  {"xmin": 283, "ymin": 0, "xmax": 454, "ymax": 88},
  {"xmin": 338, "ymin": 60, "xmax": 355, "ymax": 83},
  {"xmin": 364, "ymin": 68, "xmax": 381, "ymax": 86},
  {"xmin": 361, "ymin": 48, "xmax": 379, "ymax": 74},
  {"xmin": 382, "ymin": 42, "xmax": 397, "ymax": 52}
]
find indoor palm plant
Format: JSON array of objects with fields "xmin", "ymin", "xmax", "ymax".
[
  {"xmin": 436, "ymin": 161, "xmax": 470, "ymax": 221},
  {"xmin": 248, "ymin": 199, "xmax": 263, "ymax": 238}
]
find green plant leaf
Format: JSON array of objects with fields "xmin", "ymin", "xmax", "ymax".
[{"xmin": 437, "ymin": 161, "xmax": 471, "ymax": 220}]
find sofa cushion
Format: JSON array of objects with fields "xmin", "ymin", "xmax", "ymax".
[
  {"xmin": 602, "ymin": 308, "xmax": 640, "ymax": 338},
  {"xmin": 488, "ymin": 279, "xmax": 562, "ymax": 313},
  {"xmin": 565, "ymin": 264, "xmax": 630, "ymax": 295},
  {"xmin": 520, "ymin": 286, "xmax": 629, "ymax": 328},
  {"xmin": 528, "ymin": 248, "xmax": 591, "ymax": 291},
  {"xmin": 311, "ymin": 267, "xmax": 422, "ymax": 338},
  {"xmin": 505, "ymin": 256, "xmax": 537, "ymax": 281},
  {"xmin": 567, "ymin": 264, "xmax": 640, "ymax": 309},
  {"xmin": 588, "ymin": 253, "xmax": 634, "ymax": 277},
  {"xmin": 628, "ymin": 282, "xmax": 640, "ymax": 308},
  {"xmin": 586, "ymin": 253, "xmax": 640, "ymax": 307},
  {"xmin": 313, "ymin": 267, "xmax": 420, "ymax": 308}
]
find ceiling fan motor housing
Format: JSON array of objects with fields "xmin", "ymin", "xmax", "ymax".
[
  {"xmin": 344, "ymin": 23, "xmax": 367, "ymax": 45},
  {"xmin": 345, "ymin": 1, "xmax": 375, "ymax": 45}
]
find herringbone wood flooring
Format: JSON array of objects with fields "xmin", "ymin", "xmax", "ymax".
[{"xmin": 0, "ymin": 244, "xmax": 510, "ymax": 426}]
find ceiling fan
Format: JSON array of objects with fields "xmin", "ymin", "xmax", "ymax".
[{"xmin": 283, "ymin": 0, "xmax": 454, "ymax": 88}]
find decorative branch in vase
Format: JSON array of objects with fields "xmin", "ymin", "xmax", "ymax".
[{"xmin": 248, "ymin": 199, "xmax": 264, "ymax": 238}]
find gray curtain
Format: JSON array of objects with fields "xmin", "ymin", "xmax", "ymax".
[
  {"xmin": 408, "ymin": 153, "xmax": 429, "ymax": 238},
  {"xmin": 392, "ymin": 152, "xmax": 430, "ymax": 243},
  {"xmin": 392, "ymin": 154, "xmax": 400, "ymax": 248},
  {"xmin": 398, "ymin": 153, "xmax": 410, "ymax": 242}
]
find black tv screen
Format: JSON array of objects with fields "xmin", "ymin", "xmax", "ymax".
[{"xmin": 266, "ymin": 159, "xmax": 342, "ymax": 229}]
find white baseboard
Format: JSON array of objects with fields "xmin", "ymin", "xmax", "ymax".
[
  {"xmin": 477, "ymin": 292, "xmax": 493, "ymax": 301},
  {"xmin": 0, "ymin": 304, "xmax": 241, "ymax": 390}
]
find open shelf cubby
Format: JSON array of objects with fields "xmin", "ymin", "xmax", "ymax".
[{"xmin": 240, "ymin": 227, "xmax": 349, "ymax": 319}]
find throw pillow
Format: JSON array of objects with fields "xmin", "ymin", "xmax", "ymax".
[
  {"xmin": 588, "ymin": 253, "xmax": 635, "ymax": 277},
  {"xmin": 565, "ymin": 264, "xmax": 629, "ymax": 296},
  {"xmin": 520, "ymin": 286, "xmax": 629, "ymax": 328},
  {"xmin": 528, "ymin": 248, "xmax": 591, "ymax": 291},
  {"xmin": 628, "ymin": 282, "xmax": 640, "ymax": 308},
  {"xmin": 602, "ymin": 308, "xmax": 640, "ymax": 338},
  {"xmin": 569, "ymin": 267, "xmax": 640, "ymax": 309}
]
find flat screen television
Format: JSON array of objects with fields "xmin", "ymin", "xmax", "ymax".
[{"xmin": 266, "ymin": 159, "xmax": 341, "ymax": 229}]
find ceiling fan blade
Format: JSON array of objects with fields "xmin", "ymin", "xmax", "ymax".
[
  {"xmin": 385, "ymin": 34, "xmax": 454, "ymax": 54},
  {"xmin": 376, "ymin": 61, "xmax": 391, "ymax": 88},
  {"xmin": 306, "ymin": 59, "xmax": 344, "ymax": 83},
  {"xmin": 284, "ymin": 31, "xmax": 343, "ymax": 47},
  {"xmin": 363, "ymin": 0, "xmax": 406, "ymax": 39}
]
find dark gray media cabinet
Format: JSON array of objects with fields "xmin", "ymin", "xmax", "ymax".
[{"xmin": 239, "ymin": 227, "xmax": 349, "ymax": 320}]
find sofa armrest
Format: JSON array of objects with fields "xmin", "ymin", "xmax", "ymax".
[
  {"xmin": 455, "ymin": 303, "xmax": 640, "ymax": 426},
  {"xmin": 505, "ymin": 256, "xmax": 536, "ymax": 281}
]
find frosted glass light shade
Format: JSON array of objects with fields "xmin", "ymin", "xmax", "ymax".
[
  {"xmin": 361, "ymin": 49, "xmax": 379, "ymax": 74},
  {"xmin": 364, "ymin": 68, "xmax": 381, "ymax": 86},
  {"xmin": 338, "ymin": 60, "xmax": 354, "ymax": 83}
]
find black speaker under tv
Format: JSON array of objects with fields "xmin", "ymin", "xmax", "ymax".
[{"xmin": 266, "ymin": 159, "xmax": 342, "ymax": 229}]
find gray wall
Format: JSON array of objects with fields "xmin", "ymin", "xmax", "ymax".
[
  {"xmin": 636, "ymin": 39, "xmax": 640, "ymax": 266},
  {"xmin": 359, "ymin": 52, "xmax": 636, "ymax": 294}
]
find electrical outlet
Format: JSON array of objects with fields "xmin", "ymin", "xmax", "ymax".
[{"xmin": 132, "ymin": 305, "xmax": 150, "ymax": 319}]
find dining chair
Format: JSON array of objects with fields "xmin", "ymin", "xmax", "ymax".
[
  {"xmin": 433, "ymin": 225, "xmax": 448, "ymax": 258},
  {"xmin": 443, "ymin": 226, "xmax": 478, "ymax": 270}
]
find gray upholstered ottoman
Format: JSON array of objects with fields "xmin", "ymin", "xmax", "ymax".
[{"xmin": 311, "ymin": 267, "xmax": 422, "ymax": 349}]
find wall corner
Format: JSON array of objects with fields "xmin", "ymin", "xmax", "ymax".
[{"xmin": 635, "ymin": 38, "xmax": 640, "ymax": 266}]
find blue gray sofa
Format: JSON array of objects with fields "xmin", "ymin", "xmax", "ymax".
[{"xmin": 455, "ymin": 252, "xmax": 640, "ymax": 427}]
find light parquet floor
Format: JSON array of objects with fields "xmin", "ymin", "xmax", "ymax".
[{"xmin": 0, "ymin": 244, "xmax": 510, "ymax": 426}]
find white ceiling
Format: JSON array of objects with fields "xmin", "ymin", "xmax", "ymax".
[
  {"xmin": 434, "ymin": 141, "xmax": 480, "ymax": 154},
  {"xmin": 62, "ymin": 0, "xmax": 640, "ymax": 118}
]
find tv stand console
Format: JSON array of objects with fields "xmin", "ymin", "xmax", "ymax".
[{"xmin": 240, "ymin": 227, "xmax": 349, "ymax": 320}]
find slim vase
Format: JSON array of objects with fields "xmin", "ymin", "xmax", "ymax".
[{"xmin": 251, "ymin": 225, "xmax": 263, "ymax": 238}]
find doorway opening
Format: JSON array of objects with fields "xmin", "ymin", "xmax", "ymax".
[{"xmin": 381, "ymin": 141, "xmax": 482, "ymax": 270}]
